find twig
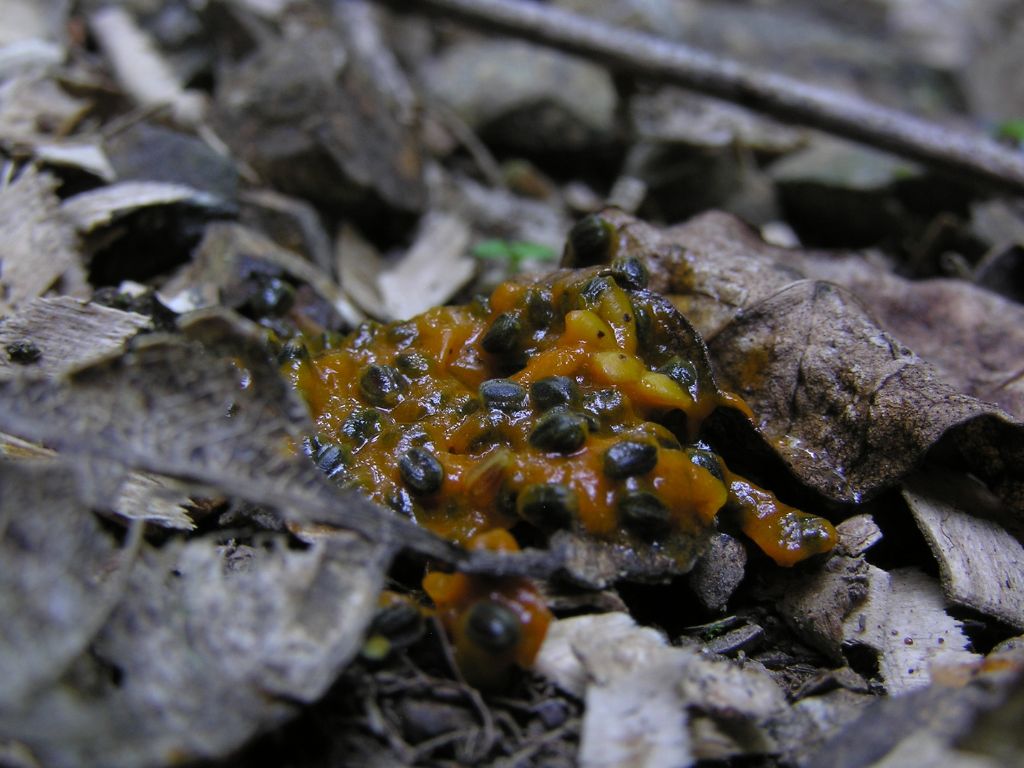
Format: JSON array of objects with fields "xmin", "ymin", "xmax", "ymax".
[{"xmin": 379, "ymin": 0, "xmax": 1024, "ymax": 194}]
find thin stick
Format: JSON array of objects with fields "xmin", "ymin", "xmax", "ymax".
[{"xmin": 378, "ymin": 0, "xmax": 1024, "ymax": 194}]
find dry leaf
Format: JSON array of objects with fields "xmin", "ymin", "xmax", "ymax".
[
  {"xmin": 903, "ymin": 471, "xmax": 1024, "ymax": 630},
  {"xmin": 0, "ymin": 330, "xmax": 460, "ymax": 563},
  {"xmin": 0, "ymin": 167, "xmax": 78, "ymax": 314},
  {"xmin": 0, "ymin": 296, "xmax": 150, "ymax": 377}
]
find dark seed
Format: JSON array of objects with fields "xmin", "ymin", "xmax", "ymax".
[
  {"xmin": 529, "ymin": 407, "xmax": 588, "ymax": 454},
  {"xmin": 481, "ymin": 312, "xmax": 522, "ymax": 354},
  {"xmin": 688, "ymin": 448, "xmax": 724, "ymax": 482},
  {"xmin": 277, "ymin": 339, "xmax": 308, "ymax": 363},
  {"xmin": 319, "ymin": 330, "xmax": 347, "ymax": 350},
  {"xmin": 479, "ymin": 378, "xmax": 528, "ymax": 412},
  {"xmin": 368, "ymin": 602, "xmax": 424, "ymax": 650},
  {"xmin": 341, "ymin": 408, "xmax": 382, "ymax": 447},
  {"xmin": 517, "ymin": 483, "xmax": 577, "ymax": 529},
  {"xmin": 5, "ymin": 340, "xmax": 41, "ymax": 364},
  {"xmin": 658, "ymin": 356, "xmax": 699, "ymax": 395},
  {"xmin": 581, "ymin": 388, "xmax": 625, "ymax": 430},
  {"xmin": 359, "ymin": 364, "xmax": 405, "ymax": 407},
  {"xmin": 525, "ymin": 288, "xmax": 555, "ymax": 328},
  {"xmin": 463, "ymin": 600, "xmax": 521, "ymax": 655},
  {"xmin": 395, "ymin": 351, "xmax": 430, "ymax": 378},
  {"xmin": 610, "ymin": 256, "xmax": 649, "ymax": 290},
  {"xmin": 387, "ymin": 487, "xmax": 415, "ymax": 518},
  {"xmin": 579, "ymin": 276, "xmax": 613, "ymax": 307},
  {"xmin": 313, "ymin": 442, "xmax": 347, "ymax": 480},
  {"xmin": 568, "ymin": 214, "xmax": 614, "ymax": 266},
  {"xmin": 398, "ymin": 447, "xmax": 444, "ymax": 494},
  {"xmin": 633, "ymin": 302, "xmax": 654, "ymax": 351},
  {"xmin": 387, "ymin": 322, "xmax": 419, "ymax": 345},
  {"xmin": 249, "ymin": 274, "xmax": 294, "ymax": 317},
  {"xmin": 604, "ymin": 441, "xmax": 658, "ymax": 479},
  {"xmin": 530, "ymin": 376, "xmax": 579, "ymax": 411},
  {"xmin": 618, "ymin": 491, "xmax": 671, "ymax": 537}
]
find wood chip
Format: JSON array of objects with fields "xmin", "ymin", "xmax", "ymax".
[
  {"xmin": 0, "ymin": 296, "xmax": 150, "ymax": 377},
  {"xmin": 0, "ymin": 167, "xmax": 78, "ymax": 314},
  {"xmin": 903, "ymin": 471, "xmax": 1024, "ymax": 630}
]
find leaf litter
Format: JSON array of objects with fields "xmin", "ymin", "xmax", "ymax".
[{"xmin": 1, "ymin": 1, "xmax": 1024, "ymax": 766}]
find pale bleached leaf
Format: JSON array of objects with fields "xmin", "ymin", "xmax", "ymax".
[
  {"xmin": 378, "ymin": 210, "xmax": 475, "ymax": 320},
  {"xmin": 0, "ymin": 461, "xmax": 133, "ymax": 708},
  {"xmin": 903, "ymin": 472, "xmax": 1024, "ymax": 630},
  {"xmin": 2, "ymin": 530, "xmax": 386, "ymax": 768},
  {"xmin": 0, "ymin": 167, "xmax": 77, "ymax": 314},
  {"xmin": 0, "ymin": 296, "xmax": 149, "ymax": 377},
  {"xmin": 842, "ymin": 567, "xmax": 981, "ymax": 694}
]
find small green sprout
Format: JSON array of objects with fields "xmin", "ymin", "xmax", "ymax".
[
  {"xmin": 472, "ymin": 238, "xmax": 558, "ymax": 275},
  {"xmin": 996, "ymin": 119, "xmax": 1024, "ymax": 146}
]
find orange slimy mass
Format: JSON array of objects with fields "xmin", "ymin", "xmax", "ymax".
[{"xmin": 286, "ymin": 260, "xmax": 836, "ymax": 684}]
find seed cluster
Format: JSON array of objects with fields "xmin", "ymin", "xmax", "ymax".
[
  {"xmin": 287, "ymin": 243, "xmax": 837, "ymax": 686},
  {"xmin": 289, "ymin": 261, "xmax": 744, "ymax": 546}
]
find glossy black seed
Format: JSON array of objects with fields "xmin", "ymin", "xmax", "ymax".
[
  {"xmin": 530, "ymin": 376, "xmax": 579, "ymax": 411},
  {"xmin": 277, "ymin": 339, "xmax": 308, "ymax": 364},
  {"xmin": 464, "ymin": 600, "xmax": 521, "ymax": 654},
  {"xmin": 319, "ymin": 330, "xmax": 347, "ymax": 350},
  {"xmin": 658, "ymin": 356, "xmax": 699, "ymax": 393},
  {"xmin": 568, "ymin": 214, "xmax": 614, "ymax": 266},
  {"xmin": 480, "ymin": 378, "xmax": 528, "ymax": 412},
  {"xmin": 610, "ymin": 257, "xmax": 649, "ymax": 290},
  {"xmin": 387, "ymin": 322, "xmax": 419, "ymax": 345},
  {"xmin": 525, "ymin": 288, "xmax": 555, "ymax": 327},
  {"xmin": 368, "ymin": 602, "xmax": 424, "ymax": 650},
  {"xmin": 481, "ymin": 312, "xmax": 522, "ymax": 354},
  {"xmin": 359, "ymin": 364, "xmax": 405, "ymax": 407},
  {"xmin": 248, "ymin": 274, "xmax": 295, "ymax": 316},
  {"xmin": 604, "ymin": 441, "xmax": 658, "ymax": 479},
  {"xmin": 398, "ymin": 447, "xmax": 444, "ymax": 494},
  {"xmin": 387, "ymin": 487, "xmax": 415, "ymax": 518},
  {"xmin": 517, "ymin": 483, "xmax": 576, "ymax": 529},
  {"xmin": 5, "ymin": 340, "xmax": 41, "ymax": 364},
  {"xmin": 529, "ymin": 407, "xmax": 588, "ymax": 454},
  {"xmin": 688, "ymin": 448, "xmax": 724, "ymax": 482},
  {"xmin": 395, "ymin": 351, "xmax": 430, "ymax": 378},
  {"xmin": 581, "ymin": 388, "xmax": 625, "ymax": 430},
  {"xmin": 633, "ymin": 302, "xmax": 654, "ymax": 351},
  {"xmin": 341, "ymin": 408, "xmax": 382, "ymax": 447},
  {"xmin": 618, "ymin": 491, "xmax": 671, "ymax": 537},
  {"xmin": 579, "ymin": 276, "xmax": 613, "ymax": 307},
  {"xmin": 313, "ymin": 442, "xmax": 347, "ymax": 480}
]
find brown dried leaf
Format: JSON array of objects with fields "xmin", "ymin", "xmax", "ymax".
[
  {"xmin": 590, "ymin": 211, "xmax": 1024, "ymax": 513},
  {"xmin": 0, "ymin": 329, "xmax": 461, "ymax": 563},
  {"xmin": 784, "ymin": 247, "xmax": 1024, "ymax": 420},
  {"xmin": 213, "ymin": 26, "xmax": 425, "ymax": 212}
]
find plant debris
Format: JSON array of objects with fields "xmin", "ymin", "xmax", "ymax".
[{"xmin": 2, "ymin": 1, "xmax": 1024, "ymax": 765}]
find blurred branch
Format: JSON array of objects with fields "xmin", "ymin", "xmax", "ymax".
[{"xmin": 379, "ymin": 0, "xmax": 1024, "ymax": 194}]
